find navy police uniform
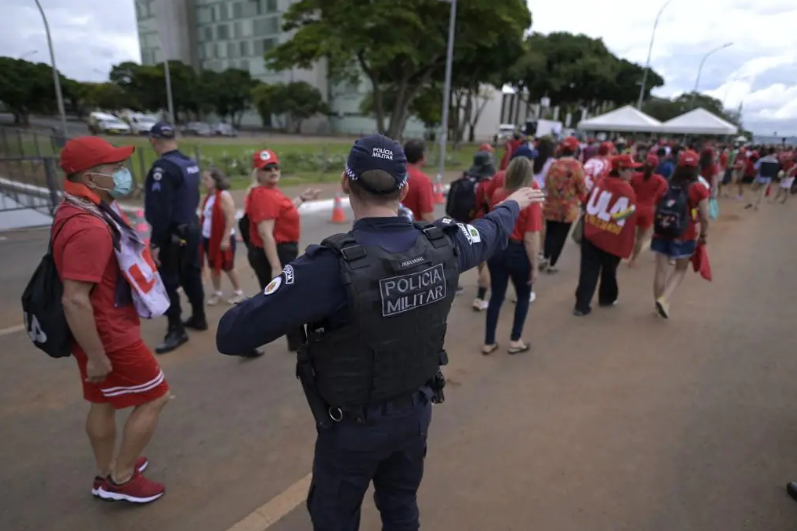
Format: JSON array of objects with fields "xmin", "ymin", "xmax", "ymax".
[
  {"xmin": 144, "ymin": 122, "xmax": 206, "ymax": 354},
  {"xmin": 216, "ymin": 135, "xmax": 522, "ymax": 531}
]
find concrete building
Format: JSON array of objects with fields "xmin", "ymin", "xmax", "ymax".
[{"xmin": 132, "ymin": 0, "xmax": 491, "ymax": 139}]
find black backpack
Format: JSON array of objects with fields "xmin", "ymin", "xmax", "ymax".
[
  {"xmin": 445, "ymin": 172, "xmax": 479, "ymax": 223},
  {"xmin": 654, "ymin": 183, "xmax": 691, "ymax": 238},
  {"xmin": 20, "ymin": 216, "xmax": 85, "ymax": 359}
]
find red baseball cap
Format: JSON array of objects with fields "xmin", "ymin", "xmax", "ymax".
[
  {"xmin": 478, "ymin": 143, "xmax": 494, "ymax": 153},
  {"xmin": 253, "ymin": 149, "xmax": 280, "ymax": 169},
  {"xmin": 59, "ymin": 136, "xmax": 134, "ymax": 174},
  {"xmin": 611, "ymin": 154, "xmax": 643, "ymax": 171},
  {"xmin": 645, "ymin": 154, "xmax": 660, "ymax": 167},
  {"xmin": 561, "ymin": 136, "xmax": 580, "ymax": 151},
  {"xmin": 598, "ymin": 141, "xmax": 614, "ymax": 156},
  {"xmin": 678, "ymin": 150, "xmax": 699, "ymax": 167}
]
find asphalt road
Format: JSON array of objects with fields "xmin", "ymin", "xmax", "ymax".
[{"xmin": 1, "ymin": 198, "xmax": 796, "ymax": 531}]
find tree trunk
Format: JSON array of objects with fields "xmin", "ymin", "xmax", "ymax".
[
  {"xmin": 467, "ymin": 88, "xmax": 489, "ymax": 142},
  {"xmin": 357, "ymin": 52, "xmax": 385, "ymax": 134}
]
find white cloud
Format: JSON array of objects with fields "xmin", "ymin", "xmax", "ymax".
[{"xmin": 529, "ymin": 0, "xmax": 797, "ymax": 134}]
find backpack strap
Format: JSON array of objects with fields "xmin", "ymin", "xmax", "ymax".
[
  {"xmin": 413, "ymin": 221, "xmax": 450, "ymax": 250},
  {"xmin": 321, "ymin": 233, "xmax": 368, "ymax": 267}
]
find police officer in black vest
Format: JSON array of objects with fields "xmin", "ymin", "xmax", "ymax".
[
  {"xmin": 144, "ymin": 123, "xmax": 206, "ymax": 354},
  {"xmin": 216, "ymin": 134, "xmax": 542, "ymax": 531}
]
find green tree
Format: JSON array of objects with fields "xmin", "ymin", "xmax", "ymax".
[
  {"xmin": 281, "ymin": 81, "xmax": 327, "ymax": 133},
  {"xmin": 62, "ymin": 78, "xmax": 93, "ymax": 119},
  {"xmin": 86, "ymin": 82, "xmax": 129, "ymax": 111},
  {"xmin": 251, "ymin": 83, "xmax": 282, "ymax": 127},
  {"xmin": 109, "ymin": 60, "xmax": 200, "ymax": 120},
  {"xmin": 643, "ymin": 92, "xmax": 740, "ymax": 126},
  {"xmin": 267, "ymin": 0, "xmax": 531, "ymax": 138},
  {"xmin": 0, "ymin": 57, "xmax": 63, "ymax": 124},
  {"xmin": 201, "ymin": 68, "xmax": 257, "ymax": 125}
]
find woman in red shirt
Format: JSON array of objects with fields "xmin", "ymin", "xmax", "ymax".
[
  {"xmin": 651, "ymin": 150, "xmax": 710, "ymax": 318},
  {"xmin": 482, "ymin": 156, "xmax": 542, "ymax": 355},
  {"xmin": 245, "ymin": 149, "xmax": 319, "ymax": 351},
  {"xmin": 628, "ymin": 154, "xmax": 668, "ymax": 267}
]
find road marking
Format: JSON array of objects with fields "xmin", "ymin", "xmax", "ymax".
[
  {"xmin": 0, "ymin": 324, "xmax": 25, "ymax": 337},
  {"xmin": 225, "ymin": 473, "xmax": 312, "ymax": 531}
]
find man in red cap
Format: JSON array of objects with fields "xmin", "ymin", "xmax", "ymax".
[
  {"xmin": 574, "ymin": 154, "xmax": 639, "ymax": 316},
  {"xmin": 53, "ymin": 136, "xmax": 170, "ymax": 503}
]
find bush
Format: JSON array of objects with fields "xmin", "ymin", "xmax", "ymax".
[{"xmin": 197, "ymin": 148, "xmax": 348, "ymax": 176}]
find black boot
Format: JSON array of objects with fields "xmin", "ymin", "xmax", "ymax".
[
  {"xmin": 155, "ymin": 327, "xmax": 188, "ymax": 355},
  {"xmin": 182, "ymin": 314, "xmax": 208, "ymax": 331},
  {"xmin": 787, "ymin": 482, "xmax": 797, "ymax": 502},
  {"xmin": 241, "ymin": 349, "xmax": 264, "ymax": 358}
]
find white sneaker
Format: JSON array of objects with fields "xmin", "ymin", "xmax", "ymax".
[
  {"xmin": 227, "ymin": 292, "xmax": 245, "ymax": 305},
  {"xmin": 472, "ymin": 298, "xmax": 489, "ymax": 311},
  {"xmin": 529, "ymin": 291, "xmax": 537, "ymax": 303},
  {"xmin": 207, "ymin": 292, "xmax": 222, "ymax": 306}
]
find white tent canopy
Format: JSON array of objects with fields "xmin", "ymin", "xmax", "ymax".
[
  {"xmin": 660, "ymin": 108, "xmax": 738, "ymax": 135},
  {"xmin": 577, "ymin": 105, "xmax": 662, "ymax": 133}
]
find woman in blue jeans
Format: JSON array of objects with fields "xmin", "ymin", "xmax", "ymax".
[{"xmin": 482, "ymin": 156, "xmax": 542, "ymax": 355}]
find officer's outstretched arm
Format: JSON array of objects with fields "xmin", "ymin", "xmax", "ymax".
[
  {"xmin": 216, "ymin": 247, "xmax": 347, "ymax": 354},
  {"xmin": 435, "ymin": 201, "xmax": 520, "ymax": 272},
  {"xmin": 144, "ymin": 164, "xmax": 176, "ymax": 250}
]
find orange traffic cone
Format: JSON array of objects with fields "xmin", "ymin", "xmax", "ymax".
[
  {"xmin": 134, "ymin": 209, "xmax": 151, "ymax": 245},
  {"xmin": 331, "ymin": 192, "xmax": 347, "ymax": 224},
  {"xmin": 434, "ymin": 176, "xmax": 445, "ymax": 204}
]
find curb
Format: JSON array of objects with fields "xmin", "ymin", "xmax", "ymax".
[{"xmin": 0, "ymin": 177, "xmax": 451, "ymax": 222}]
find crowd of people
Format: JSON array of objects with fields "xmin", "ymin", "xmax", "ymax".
[{"xmin": 23, "ymin": 121, "xmax": 796, "ymax": 525}]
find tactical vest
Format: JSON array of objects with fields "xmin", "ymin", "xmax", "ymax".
[
  {"xmin": 307, "ymin": 222, "xmax": 459, "ymax": 409},
  {"xmin": 161, "ymin": 151, "xmax": 201, "ymax": 225}
]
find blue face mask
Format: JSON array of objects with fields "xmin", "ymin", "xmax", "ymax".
[{"xmin": 93, "ymin": 168, "xmax": 133, "ymax": 199}]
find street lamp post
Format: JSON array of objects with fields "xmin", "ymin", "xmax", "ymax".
[
  {"xmin": 692, "ymin": 42, "xmax": 733, "ymax": 104},
  {"xmin": 437, "ymin": 0, "xmax": 457, "ymax": 186},
  {"xmin": 637, "ymin": 0, "xmax": 674, "ymax": 110},
  {"xmin": 33, "ymin": 0, "xmax": 68, "ymax": 138}
]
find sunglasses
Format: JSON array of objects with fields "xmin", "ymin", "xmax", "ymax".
[{"xmin": 261, "ymin": 164, "xmax": 280, "ymax": 172}]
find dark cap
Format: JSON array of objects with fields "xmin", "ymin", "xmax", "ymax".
[
  {"xmin": 345, "ymin": 134, "xmax": 408, "ymax": 194},
  {"xmin": 149, "ymin": 122, "xmax": 176, "ymax": 139},
  {"xmin": 60, "ymin": 136, "xmax": 135, "ymax": 174},
  {"xmin": 511, "ymin": 145, "xmax": 539, "ymax": 160},
  {"xmin": 467, "ymin": 150, "xmax": 496, "ymax": 179}
]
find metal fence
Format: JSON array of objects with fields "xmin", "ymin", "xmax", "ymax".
[{"xmin": 0, "ymin": 127, "xmax": 66, "ymax": 216}]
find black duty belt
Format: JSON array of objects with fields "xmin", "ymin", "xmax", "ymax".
[{"xmin": 329, "ymin": 390, "xmax": 426, "ymax": 423}]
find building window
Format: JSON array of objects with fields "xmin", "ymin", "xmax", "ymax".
[
  {"xmin": 220, "ymin": 2, "xmax": 230, "ymax": 21},
  {"xmin": 212, "ymin": 43, "xmax": 219, "ymax": 58},
  {"xmin": 204, "ymin": 26, "xmax": 213, "ymax": 42},
  {"xmin": 262, "ymin": 37, "xmax": 278, "ymax": 52},
  {"xmin": 227, "ymin": 42, "xmax": 238, "ymax": 58},
  {"xmin": 197, "ymin": 6, "xmax": 210, "ymax": 24},
  {"xmin": 238, "ymin": 59, "xmax": 249, "ymax": 71},
  {"xmin": 266, "ymin": 0, "xmax": 277, "ymax": 13},
  {"xmin": 241, "ymin": 19, "xmax": 253, "ymax": 37},
  {"xmin": 233, "ymin": 21, "xmax": 241, "ymax": 38},
  {"xmin": 198, "ymin": 46, "xmax": 205, "ymax": 60},
  {"xmin": 254, "ymin": 16, "xmax": 279, "ymax": 36},
  {"xmin": 239, "ymin": 40, "xmax": 249, "ymax": 57},
  {"xmin": 253, "ymin": 39, "xmax": 264, "ymax": 56},
  {"xmin": 233, "ymin": 2, "xmax": 243, "ymax": 18},
  {"xmin": 217, "ymin": 24, "xmax": 229, "ymax": 40},
  {"xmin": 218, "ymin": 44, "xmax": 227, "ymax": 58}
]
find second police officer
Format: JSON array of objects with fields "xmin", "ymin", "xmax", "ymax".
[
  {"xmin": 216, "ymin": 134, "xmax": 543, "ymax": 531},
  {"xmin": 144, "ymin": 123, "xmax": 206, "ymax": 354}
]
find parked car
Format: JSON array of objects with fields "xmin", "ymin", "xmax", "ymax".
[
  {"xmin": 126, "ymin": 113, "xmax": 158, "ymax": 135},
  {"xmin": 87, "ymin": 112, "xmax": 131, "ymax": 135},
  {"xmin": 182, "ymin": 122, "xmax": 214, "ymax": 136},
  {"xmin": 214, "ymin": 123, "xmax": 237, "ymax": 137}
]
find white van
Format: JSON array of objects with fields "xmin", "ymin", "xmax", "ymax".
[
  {"xmin": 87, "ymin": 112, "xmax": 131, "ymax": 135},
  {"xmin": 125, "ymin": 113, "xmax": 158, "ymax": 135}
]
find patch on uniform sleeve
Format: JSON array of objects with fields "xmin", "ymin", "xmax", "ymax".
[
  {"xmin": 153, "ymin": 169, "xmax": 163, "ymax": 181},
  {"xmin": 378, "ymin": 264, "xmax": 447, "ymax": 317},
  {"xmin": 282, "ymin": 264, "xmax": 294, "ymax": 285},
  {"xmin": 457, "ymin": 223, "xmax": 473, "ymax": 245},
  {"xmin": 465, "ymin": 224, "xmax": 481, "ymax": 243},
  {"xmin": 264, "ymin": 276, "xmax": 282, "ymax": 295},
  {"xmin": 441, "ymin": 217, "xmax": 453, "ymax": 224}
]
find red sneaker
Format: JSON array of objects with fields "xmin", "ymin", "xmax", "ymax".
[
  {"xmin": 91, "ymin": 456, "xmax": 149, "ymax": 496},
  {"xmin": 97, "ymin": 470, "xmax": 165, "ymax": 504}
]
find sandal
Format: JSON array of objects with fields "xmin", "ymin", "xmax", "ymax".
[
  {"xmin": 507, "ymin": 342, "xmax": 530, "ymax": 355},
  {"xmin": 481, "ymin": 344, "xmax": 499, "ymax": 356}
]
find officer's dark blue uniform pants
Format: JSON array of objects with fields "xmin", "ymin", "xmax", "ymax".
[
  {"xmin": 159, "ymin": 224, "xmax": 205, "ymax": 328},
  {"xmin": 307, "ymin": 394, "xmax": 432, "ymax": 531}
]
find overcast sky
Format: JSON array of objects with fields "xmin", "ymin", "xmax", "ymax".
[{"xmin": 1, "ymin": 0, "xmax": 796, "ymax": 135}]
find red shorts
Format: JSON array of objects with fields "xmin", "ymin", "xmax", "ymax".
[
  {"xmin": 74, "ymin": 339, "xmax": 169, "ymax": 409},
  {"xmin": 636, "ymin": 205, "xmax": 654, "ymax": 230}
]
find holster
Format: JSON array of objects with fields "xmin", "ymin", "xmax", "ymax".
[{"xmin": 296, "ymin": 344, "xmax": 334, "ymax": 431}]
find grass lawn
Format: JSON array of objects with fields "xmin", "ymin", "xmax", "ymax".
[{"xmin": 0, "ymin": 130, "xmax": 485, "ymax": 190}]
